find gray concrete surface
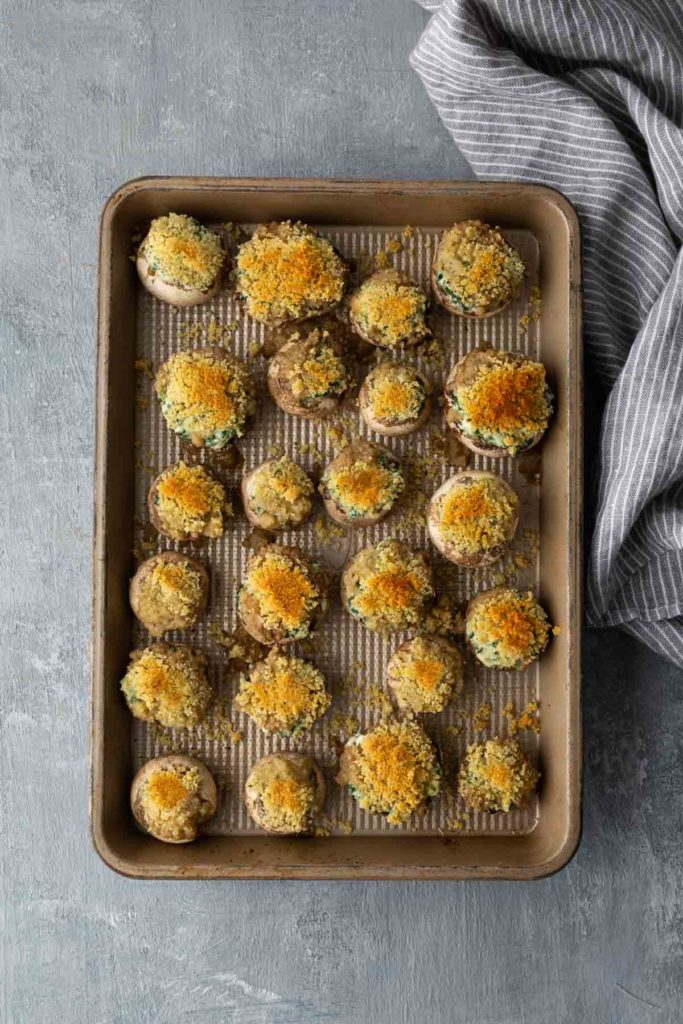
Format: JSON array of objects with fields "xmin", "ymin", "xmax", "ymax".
[{"xmin": 2, "ymin": 2, "xmax": 682, "ymax": 1022}]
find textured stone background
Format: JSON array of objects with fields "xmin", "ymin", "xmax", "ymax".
[{"xmin": 2, "ymin": 2, "xmax": 683, "ymax": 1022}]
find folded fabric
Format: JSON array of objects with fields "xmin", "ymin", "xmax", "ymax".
[{"xmin": 411, "ymin": 0, "xmax": 683, "ymax": 666}]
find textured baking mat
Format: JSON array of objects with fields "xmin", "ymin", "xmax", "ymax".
[{"xmin": 131, "ymin": 224, "xmax": 543, "ymax": 837}]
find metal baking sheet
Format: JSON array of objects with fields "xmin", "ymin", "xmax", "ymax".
[{"xmin": 92, "ymin": 178, "xmax": 582, "ymax": 879}]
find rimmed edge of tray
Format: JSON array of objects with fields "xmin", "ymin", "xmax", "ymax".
[{"xmin": 91, "ymin": 176, "xmax": 582, "ymax": 880}]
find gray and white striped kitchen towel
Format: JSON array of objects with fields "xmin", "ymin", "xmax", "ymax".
[{"xmin": 411, "ymin": 0, "xmax": 683, "ymax": 666}]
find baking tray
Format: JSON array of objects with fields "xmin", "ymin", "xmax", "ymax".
[{"xmin": 92, "ymin": 177, "xmax": 582, "ymax": 879}]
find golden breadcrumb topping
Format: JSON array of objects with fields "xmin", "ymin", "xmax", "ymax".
[
  {"xmin": 406, "ymin": 656, "xmax": 445, "ymax": 691},
  {"xmin": 248, "ymin": 756, "xmax": 319, "ymax": 831},
  {"xmin": 434, "ymin": 220, "xmax": 524, "ymax": 314},
  {"xmin": 325, "ymin": 458, "xmax": 403, "ymax": 517},
  {"xmin": 142, "ymin": 214, "xmax": 224, "ymax": 291},
  {"xmin": 437, "ymin": 478, "xmax": 518, "ymax": 554},
  {"xmin": 459, "ymin": 738, "xmax": 539, "ymax": 812},
  {"xmin": 348, "ymin": 541, "xmax": 433, "ymax": 631},
  {"xmin": 157, "ymin": 351, "xmax": 254, "ymax": 443},
  {"xmin": 467, "ymin": 589, "xmax": 550, "ymax": 668},
  {"xmin": 237, "ymin": 222, "xmax": 347, "ymax": 322},
  {"xmin": 155, "ymin": 462, "xmax": 229, "ymax": 539},
  {"xmin": 351, "ymin": 269, "xmax": 429, "ymax": 347},
  {"xmin": 247, "ymin": 457, "xmax": 313, "ymax": 524},
  {"xmin": 236, "ymin": 650, "xmax": 330, "ymax": 734},
  {"xmin": 138, "ymin": 558, "xmax": 203, "ymax": 620},
  {"xmin": 456, "ymin": 357, "xmax": 550, "ymax": 444},
  {"xmin": 121, "ymin": 644, "xmax": 212, "ymax": 727},
  {"xmin": 137, "ymin": 762, "xmax": 213, "ymax": 841},
  {"xmin": 387, "ymin": 636, "xmax": 462, "ymax": 713},
  {"xmin": 293, "ymin": 344, "xmax": 344, "ymax": 399},
  {"xmin": 345, "ymin": 720, "xmax": 440, "ymax": 824},
  {"xmin": 146, "ymin": 767, "xmax": 198, "ymax": 810},
  {"xmin": 365, "ymin": 366, "xmax": 425, "ymax": 423},
  {"xmin": 245, "ymin": 549, "xmax": 319, "ymax": 633}
]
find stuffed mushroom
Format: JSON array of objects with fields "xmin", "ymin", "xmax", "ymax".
[
  {"xmin": 235, "ymin": 649, "xmax": 330, "ymax": 736},
  {"xmin": 432, "ymin": 220, "xmax": 524, "ymax": 318},
  {"xmin": 336, "ymin": 719, "xmax": 440, "ymax": 824},
  {"xmin": 444, "ymin": 347, "xmax": 552, "ymax": 457},
  {"xmin": 155, "ymin": 346, "xmax": 256, "ymax": 450},
  {"xmin": 458, "ymin": 738, "xmax": 539, "ymax": 813},
  {"xmin": 465, "ymin": 587, "xmax": 551, "ymax": 670},
  {"xmin": 241, "ymin": 456, "xmax": 314, "ymax": 531},
  {"xmin": 386, "ymin": 635, "xmax": 464, "ymax": 714},
  {"xmin": 136, "ymin": 213, "xmax": 226, "ymax": 307},
  {"xmin": 244, "ymin": 753, "xmax": 325, "ymax": 834},
  {"xmin": 340, "ymin": 538, "xmax": 434, "ymax": 633},
  {"xmin": 120, "ymin": 642, "xmax": 213, "ymax": 728},
  {"xmin": 130, "ymin": 754, "xmax": 218, "ymax": 843},
  {"xmin": 129, "ymin": 551, "xmax": 209, "ymax": 636},
  {"xmin": 235, "ymin": 221, "xmax": 348, "ymax": 326},
  {"xmin": 148, "ymin": 461, "xmax": 232, "ymax": 542},
  {"xmin": 427, "ymin": 471, "xmax": 519, "ymax": 567},
  {"xmin": 349, "ymin": 268, "xmax": 430, "ymax": 348},
  {"xmin": 267, "ymin": 318, "xmax": 351, "ymax": 419},
  {"xmin": 319, "ymin": 440, "xmax": 404, "ymax": 527},
  {"xmin": 358, "ymin": 362, "xmax": 431, "ymax": 437},
  {"xmin": 237, "ymin": 543, "xmax": 328, "ymax": 645}
]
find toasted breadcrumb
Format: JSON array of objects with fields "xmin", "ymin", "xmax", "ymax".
[
  {"xmin": 121, "ymin": 644, "xmax": 212, "ymax": 728},
  {"xmin": 434, "ymin": 220, "xmax": 524, "ymax": 315},
  {"xmin": 154, "ymin": 461, "xmax": 230, "ymax": 539},
  {"xmin": 235, "ymin": 650, "xmax": 330, "ymax": 735},
  {"xmin": 340, "ymin": 720, "xmax": 440, "ymax": 824},
  {"xmin": 459, "ymin": 738, "xmax": 539, "ymax": 812},
  {"xmin": 243, "ymin": 548, "xmax": 320, "ymax": 636},
  {"xmin": 236, "ymin": 222, "xmax": 347, "ymax": 323},
  {"xmin": 436, "ymin": 477, "xmax": 518, "ymax": 556},
  {"xmin": 467, "ymin": 589, "xmax": 550, "ymax": 669},
  {"xmin": 350, "ymin": 269, "xmax": 429, "ymax": 348},
  {"xmin": 142, "ymin": 214, "xmax": 224, "ymax": 291}
]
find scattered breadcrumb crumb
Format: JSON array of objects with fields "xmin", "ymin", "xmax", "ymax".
[
  {"xmin": 504, "ymin": 699, "xmax": 541, "ymax": 736},
  {"xmin": 472, "ymin": 702, "xmax": 492, "ymax": 732},
  {"xmin": 313, "ymin": 514, "xmax": 348, "ymax": 549},
  {"xmin": 367, "ymin": 684, "xmax": 394, "ymax": 720},
  {"xmin": 329, "ymin": 711, "xmax": 360, "ymax": 742},
  {"xmin": 134, "ymin": 357, "xmax": 155, "ymax": 380}
]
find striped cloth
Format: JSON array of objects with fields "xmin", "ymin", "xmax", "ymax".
[{"xmin": 411, "ymin": 0, "xmax": 683, "ymax": 666}]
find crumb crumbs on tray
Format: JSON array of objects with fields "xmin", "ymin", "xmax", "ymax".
[
  {"xmin": 504, "ymin": 699, "xmax": 541, "ymax": 736},
  {"xmin": 472, "ymin": 702, "xmax": 492, "ymax": 732}
]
